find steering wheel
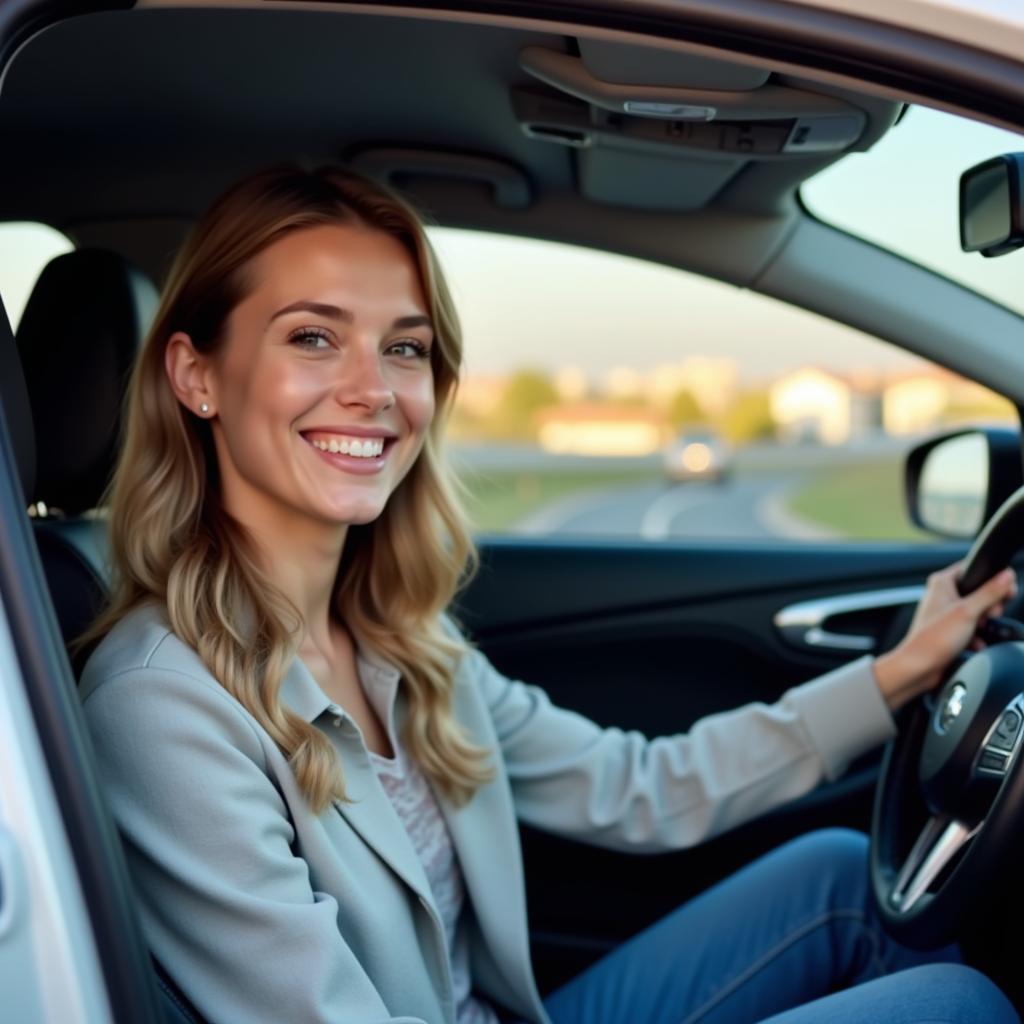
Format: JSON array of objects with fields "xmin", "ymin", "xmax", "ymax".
[{"xmin": 871, "ymin": 485, "xmax": 1024, "ymax": 948}]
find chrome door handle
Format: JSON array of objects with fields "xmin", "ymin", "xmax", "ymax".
[{"xmin": 774, "ymin": 585, "xmax": 924, "ymax": 653}]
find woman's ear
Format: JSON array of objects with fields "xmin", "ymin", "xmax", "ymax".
[{"xmin": 165, "ymin": 332, "xmax": 216, "ymax": 418}]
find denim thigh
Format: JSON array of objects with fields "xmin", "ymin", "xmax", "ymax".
[{"xmin": 542, "ymin": 828, "xmax": 1005, "ymax": 1024}]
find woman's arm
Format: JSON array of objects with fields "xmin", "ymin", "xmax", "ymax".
[
  {"xmin": 462, "ymin": 564, "xmax": 1016, "ymax": 853},
  {"xmin": 470, "ymin": 645, "xmax": 888, "ymax": 852},
  {"xmin": 83, "ymin": 666, "xmax": 426, "ymax": 1024}
]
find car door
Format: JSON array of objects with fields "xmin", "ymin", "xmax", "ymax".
[{"xmin": 460, "ymin": 537, "xmax": 968, "ymax": 988}]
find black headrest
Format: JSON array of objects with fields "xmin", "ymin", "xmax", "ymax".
[
  {"xmin": 0, "ymin": 297, "xmax": 35, "ymax": 502},
  {"xmin": 16, "ymin": 249, "xmax": 158, "ymax": 515}
]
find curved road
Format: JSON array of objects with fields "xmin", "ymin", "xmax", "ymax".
[
  {"xmin": 452, "ymin": 439, "xmax": 907, "ymax": 542},
  {"xmin": 513, "ymin": 474, "xmax": 839, "ymax": 541}
]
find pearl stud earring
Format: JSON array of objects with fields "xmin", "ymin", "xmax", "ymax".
[{"xmin": 200, "ymin": 403, "xmax": 209, "ymax": 414}]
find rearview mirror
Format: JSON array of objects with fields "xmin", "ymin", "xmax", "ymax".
[
  {"xmin": 960, "ymin": 153, "xmax": 1024, "ymax": 257},
  {"xmin": 906, "ymin": 428, "xmax": 1023, "ymax": 539}
]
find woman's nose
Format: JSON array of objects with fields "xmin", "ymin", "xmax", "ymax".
[{"xmin": 333, "ymin": 346, "xmax": 395, "ymax": 413}]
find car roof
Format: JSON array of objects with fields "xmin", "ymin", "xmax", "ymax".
[{"xmin": 782, "ymin": 0, "xmax": 1024, "ymax": 64}]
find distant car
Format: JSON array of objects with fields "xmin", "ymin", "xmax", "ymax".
[{"xmin": 663, "ymin": 431, "xmax": 732, "ymax": 484}]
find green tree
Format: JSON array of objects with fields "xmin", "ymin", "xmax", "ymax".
[
  {"xmin": 492, "ymin": 369, "xmax": 560, "ymax": 440},
  {"xmin": 721, "ymin": 389, "xmax": 775, "ymax": 444},
  {"xmin": 666, "ymin": 387, "xmax": 705, "ymax": 428}
]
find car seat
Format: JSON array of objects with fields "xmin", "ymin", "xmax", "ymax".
[{"xmin": 15, "ymin": 248, "xmax": 157, "ymax": 675}]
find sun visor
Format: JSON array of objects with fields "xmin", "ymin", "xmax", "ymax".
[
  {"xmin": 578, "ymin": 38, "xmax": 771, "ymax": 91},
  {"xmin": 579, "ymin": 145, "xmax": 743, "ymax": 211}
]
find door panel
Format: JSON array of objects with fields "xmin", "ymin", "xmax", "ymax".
[{"xmin": 456, "ymin": 538, "xmax": 976, "ymax": 991}]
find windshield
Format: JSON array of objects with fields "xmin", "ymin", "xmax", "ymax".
[{"xmin": 802, "ymin": 105, "xmax": 1024, "ymax": 317}]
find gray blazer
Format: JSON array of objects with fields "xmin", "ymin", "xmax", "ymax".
[{"xmin": 80, "ymin": 601, "xmax": 895, "ymax": 1024}]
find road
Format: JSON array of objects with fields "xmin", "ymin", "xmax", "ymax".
[
  {"xmin": 450, "ymin": 437, "xmax": 912, "ymax": 541},
  {"xmin": 513, "ymin": 474, "xmax": 838, "ymax": 541}
]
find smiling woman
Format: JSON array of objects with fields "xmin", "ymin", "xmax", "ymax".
[{"xmin": 75, "ymin": 166, "xmax": 487, "ymax": 811}]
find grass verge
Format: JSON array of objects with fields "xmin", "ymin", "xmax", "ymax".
[
  {"xmin": 786, "ymin": 459, "xmax": 931, "ymax": 541},
  {"xmin": 458, "ymin": 467, "xmax": 657, "ymax": 533}
]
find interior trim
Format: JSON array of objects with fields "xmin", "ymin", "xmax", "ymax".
[
  {"xmin": 755, "ymin": 216, "xmax": 1024, "ymax": 406},
  {"xmin": 0, "ymin": 0, "xmax": 130, "ymax": 89}
]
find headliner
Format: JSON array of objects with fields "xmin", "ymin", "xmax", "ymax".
[{"xmin": 0, "ymin": 6, "xmax": 898, "ymax": 231}]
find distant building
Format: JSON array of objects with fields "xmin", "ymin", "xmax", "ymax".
[
  {"xmin": 878, "ymin": 368, "xmax": 1012, "ymax": 435},
  {"xmin": 535, "ymin": 403, "xmax": 668, "ymax": 456},
  {"xmin": 770, "ymin": 367, "xmax": 854, "ymax": 444},
  {"xmin": 770, "ymin": 365, "xmax": 1002, "ymax": 444},
  {"xmin": 882, "ymin": 373, "xmax": 952, "ymax": 435},
  {"xmin": 603, "ymin": 366, "xmax": 645, "ymax": 401},
  {"xmin": 612, "ymin": 357, "xmax": 743, "ymax": 416},
  {"xmin": 554, "ymin": 365, "xmax": 588, "ymax": 402},
  {"xmin": 455, "ymin": 373, "xmax": 508, "ymax": 418},
  {"xmin": 659, "ymin": 356, "xmax": 740, "ymax": 416},
  {"xmin": 770, "ymin": 367, "xmax": 890, "ymax": 445}
]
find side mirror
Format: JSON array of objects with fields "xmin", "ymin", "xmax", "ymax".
[
  {"xmin": 906, "ymin": 428, "xmax": 1023, "ymax": 539},
  {"xmin": 960, "ymin": 153, "xmax": 1024, "ymax": 257}
]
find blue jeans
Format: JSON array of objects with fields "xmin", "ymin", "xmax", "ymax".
[{"xmin": 543, "ymin": 829, "xmax": 1018, "ymax": 1024}]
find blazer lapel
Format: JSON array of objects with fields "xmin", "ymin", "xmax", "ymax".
[
  {"xmin": 329, "ymin": 733, "xmax": 437, "ymax": 909},
  {"xmin": 432, "ymin": 684, "xmax": 537, "ymax": 1007},
  {"xmin": 281, "ymin": 654, "xmax": 437, "ymax": 911}
]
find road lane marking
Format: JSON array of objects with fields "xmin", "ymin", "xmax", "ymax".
[
  {"xmin": 513, "ymin": 484, "xmax": 644, "ymax": 535},
  {"xmin": 639, "ymin": 486, "xmax": 719, "ymax": 540}
]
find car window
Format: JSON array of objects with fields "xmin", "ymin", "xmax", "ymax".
[
  {"xmin": 0, "ymin": 222, "xmax": 73, "ymax": 331},
  {"xmin": 802, "ymin": 105, "xmax": 1024, "ymax": 318},
  {"xmin": 430, "ymin": 227, "xmax": 1015, "ymax": 543}
]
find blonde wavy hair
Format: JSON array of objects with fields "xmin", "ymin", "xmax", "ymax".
[{"xmin": 76, "ymin": 165, "xmax": 491, "ymax": 811}]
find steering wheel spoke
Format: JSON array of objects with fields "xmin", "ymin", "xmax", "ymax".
[{"xmin": 890, "ymin": 815, "xmax": 979, "ymax": 913}]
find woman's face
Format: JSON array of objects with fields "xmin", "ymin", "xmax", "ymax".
[{"xmin": 181, "ymin": 222, "xmax": 436, "ymax": 531}]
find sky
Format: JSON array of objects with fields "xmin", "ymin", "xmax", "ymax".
[{"xmin": 2, "ymin": 106, "xmax": 1021, "ymax": 385}]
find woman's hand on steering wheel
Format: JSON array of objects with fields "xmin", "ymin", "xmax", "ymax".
[{"xmin": 873, "ymin": 562, "xmax": 1017, "ymax": 712}]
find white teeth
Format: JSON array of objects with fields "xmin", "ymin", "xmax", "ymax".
[{"xmin": 309, "ymin": 436, "xmax": 385, "ymax": 458}]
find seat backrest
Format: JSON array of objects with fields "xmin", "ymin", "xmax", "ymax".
[{"xmin": 16, "ymin": 248, "xmax": 158, "ymax": 672}]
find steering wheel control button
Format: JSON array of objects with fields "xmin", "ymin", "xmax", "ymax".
[
  {"xmin": 989, "ymin": 709, "xmax": 1022, "ymax": 751},
  {"xmin": 980, "ymin": 617, "xmax": 1024, "ymax": 644},
  {"xmin": 935, "ymin": 681, "xmax": 968, "ymax": 735},
  {"xmin": 978, "ymin": 749, "xmax": 1010, "ymax": 774}
]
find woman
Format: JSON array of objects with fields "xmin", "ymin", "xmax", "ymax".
[{"xmin": 78, "ymin": 165, "xmax": 1020, "ymax": 1024}]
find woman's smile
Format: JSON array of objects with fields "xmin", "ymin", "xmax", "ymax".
[{"xmin": 300, "ymin": 429, "xmax": 396, "ymax": 475}]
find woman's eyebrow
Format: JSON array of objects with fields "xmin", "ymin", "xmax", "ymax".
[
  {"xmin": 267, "ymin": 302, "xmax": 432, "ymax": 332},
  {"xmin": 392, "ymin": 315, "xmax": 433, "ymax": 331},
  {"xmin": 269, "ymin": 300, "xmax": 353, "ymax": 324}
]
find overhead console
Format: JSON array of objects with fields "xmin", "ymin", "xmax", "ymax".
[
  {"xmin": 516, "ymin": 41, "xmax": 867, "ymax": 157},
  {"xmin": 513, "ymin": 38, "xmax": 897, "ymax": 211}
]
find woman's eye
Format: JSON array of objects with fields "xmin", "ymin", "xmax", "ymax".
[
  {"xmin": 289, "ymin": 328, "xmax": 332, "ymax": 350},
  {"xmin": 388, "ymin": 339, "xmax": 431, "ymax": 360}
]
